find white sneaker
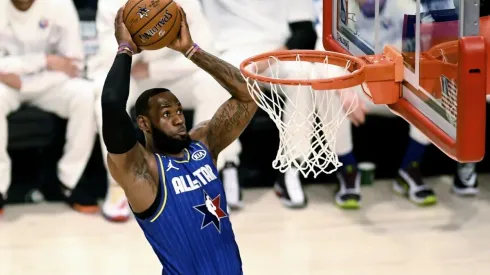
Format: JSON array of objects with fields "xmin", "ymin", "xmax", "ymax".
[
  {"xmin": 102, "ymin": 184, "xmax": 131, "ymax": 222},
  {"xmin": 452, "ymin": 163, "xmax": 479, "ymax": 196},
  {"xmin": 274, "ymin": 168, "xmax": 307, "ymax": 208}
]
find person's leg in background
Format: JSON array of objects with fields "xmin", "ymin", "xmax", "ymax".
[
  {"xmin": 310, "ymin": 32, "xmax": 362, "ymax": 208},
  {"xmin": 274, "ymin": 62, "xmax": 315, "ymax": 208},
  {"xmin": 328, "ymin": 83, "xmax": 436, "ymax": 208},
  {"xmin": 31, "ymin": 78, "xmax": 98, "ymax": 212},
  {"xmin": 317, "ymin": 69, "xmax": 361, "ymax": 209},
  {"xmin": 393, "ymin": 125, "xmax": 437, "ymax": 206},
  {"xmin": 93, "ymin": 72, "xmax": 140, "ymax": 222},
  {"xmin": 344, "ymin": 93, "xmax": 436, "ymax": 206},
  {"xmin": 331, "ymin": 102, "xmax": 361, "ymax": 209},
  {"xmin": 345, "ymin": 95, "xmax": 478, "ymax": 204},
  {"xmin": 204, "ymin": 47, "xmax": 266, "ymax": 210},
  {"xmin": 0, "ymin": 83, "xmax": 21, "ymax": 214},
  {"xmin": 450, "ymin": 88, "xmax": 490, "ymax": 197},
  {"xmin": 452, "ymin": 162, "xmax": 478, "ymax": 196}
]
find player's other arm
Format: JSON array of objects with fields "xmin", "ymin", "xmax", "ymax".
[
  {"xmin": 101, "ymin": 8, "xmax": 158, "ymax": 214},
  {"xmin": 168, "ymin": 8, "xmax": 258, "ymax": 159},
  {"xmin": 189, "ymin": 49, "xmax": 258, "ymax": 158}
]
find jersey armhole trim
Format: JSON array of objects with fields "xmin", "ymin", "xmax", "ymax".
[
  {"xmin": 150, "ymin": 154, "xmax": 168, "ymax": 222},
  {"xmin": 132, "ymin": 153, "xmax": 168, "ymax": 221},
  {"xmin": 194, "ymin": 141, "xmax": 206, "ymax": 150},
  {"xmin": 194, "ymin": 140, "xmax": 212, "ymax": 153}
]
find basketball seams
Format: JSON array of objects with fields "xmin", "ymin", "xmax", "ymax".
[
  {"xmin": 130, "ymin": 1, "xmax": 175, "ymax": 39},
  {"xmin": 123, "ymin": 0, "xmax": 145, "ymax": 23},
  {"xmin": 142, "ymin": 9, "xmax": 180, "ymax": 48}
]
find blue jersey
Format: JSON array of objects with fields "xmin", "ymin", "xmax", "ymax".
[{"xmin": 135, "ymin": 141, "xmax": 243, "ymax": 275}]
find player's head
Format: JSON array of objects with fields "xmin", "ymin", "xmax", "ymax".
[
  {"xmin": 11, "ymin": 0, "xmax": 35, "ymax": 11},
  {"xmin": 355, "ymin": 0, "xmax": 386, "ymax": 18},
  {"xmin": 135, "ymin": 88, "xmax": 191, "ymax": 154}
]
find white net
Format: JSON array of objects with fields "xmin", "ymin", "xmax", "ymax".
[{"xmin": 241, "ymin": 54, "xmax": 360, "ymax": 178}]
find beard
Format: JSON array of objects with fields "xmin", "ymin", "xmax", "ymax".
[{"xmin": 151, "ymin": 126, "xmax": 192, "ymax": 154}]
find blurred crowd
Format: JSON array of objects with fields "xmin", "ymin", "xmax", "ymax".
[{"xmin": 0, "ymin": 0, "xmax": 488, "ymax": 223}]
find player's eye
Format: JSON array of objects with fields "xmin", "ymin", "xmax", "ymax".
[
  {"xmin": 163, "ymin": 111, "xmax": 170, "ymax": 118},
  {"xmin": 177, "ymin": 109, "xmax": 183, "ymax": 115}
]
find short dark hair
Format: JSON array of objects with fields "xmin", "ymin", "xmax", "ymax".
[{"xmin": 135, "ymin": 88, "xmax": 170, "ymax": 116}]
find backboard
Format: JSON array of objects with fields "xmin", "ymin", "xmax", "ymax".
[{"xmin": 323, "ymin": 0, "xmax": 488, "ymax": 162}]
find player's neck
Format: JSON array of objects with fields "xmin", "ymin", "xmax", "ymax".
[
  {"xmin": 146, "ymin": 141, "xmax": 186, "ymax": 158},
  {"xmin": 161, "ymin": 150, "xmax": 186, "ymax": 159}
]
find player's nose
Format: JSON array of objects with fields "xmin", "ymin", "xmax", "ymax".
[{"xmin": 172, "ymin": 115, "xmax": 185, "ymax": 126}]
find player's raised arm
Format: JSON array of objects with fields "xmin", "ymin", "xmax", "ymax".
[
  {"xmin": 168, "ymin": 7, "xmax": 258, "ymax": 159},
  {"xmin": 101, "ymin": 7, "xmax": 158, "ymax": 213},
  {"xmin": 189, "ymin": 50, "xmax": 258, "ymax": 158}
]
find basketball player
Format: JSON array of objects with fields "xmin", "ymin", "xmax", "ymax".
[
  {"xmin": 201, "ymin": 0, "xmax": 318, "ymax": 209},
  {"xmin": 101, "ymin": 6, "xmax": 254, "ymax": 273},
  {"xmin": 0, "ymin": 0, "xmax": 97, "ymax": 213},
  {"xmin": 88, "ymin": 0, "xmax": 240, "ymax": 222}
]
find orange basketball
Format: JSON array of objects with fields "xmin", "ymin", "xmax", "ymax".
[{"xmin": 123, "ymin": 0, "xmax": 181, "ymax": 51}]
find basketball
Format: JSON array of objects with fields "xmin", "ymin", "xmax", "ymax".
[{"xmin": 123, "ymin": 0, "xmax": 181, "ymax": 51}]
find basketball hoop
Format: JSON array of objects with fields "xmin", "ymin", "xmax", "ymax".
[{"xmin": 239, "ymin": 48, "xmax": 402, "ymax": 177}]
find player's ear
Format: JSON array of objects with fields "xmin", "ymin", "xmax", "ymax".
[{"xmin": 137, "ymin": 116, "xmax": 151, "ymax": 132}]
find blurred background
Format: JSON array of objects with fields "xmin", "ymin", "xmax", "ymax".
[
  {"xmin": 5, "ymin": 0, "xmax": 490, "ymax": 205},
  {"xmin": 1, "ymin": 0, "xmax": 490, "ymax": 274}
]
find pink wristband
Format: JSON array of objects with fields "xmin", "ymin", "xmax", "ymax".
[
  {"xmin": 185, "ymin": 43, "xmax": 199, "ymax": 59},
  {"xmin": 118, "ymin": 42, "xmax": 135, "ymax": 55}
]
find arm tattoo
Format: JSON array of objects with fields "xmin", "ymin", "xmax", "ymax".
[
  {"xmin": 207, "ymin": 100, "xmax": 253, "ymax": 157},
  {"xmin": 213, "ymin": 101, "xmax": 251, "ymax": 132},
  {"xmin": 131, "ymin": 152, "xmax": 157, "ymax": 193}
]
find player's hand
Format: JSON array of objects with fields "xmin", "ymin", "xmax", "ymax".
[
  {"xmin": 114, "ymin": 6, "xmax": 140, "ymax": 54},
  {"xmin": 0, "ymin": 72, "xmax": 22, "ymax": 90},
  {"xmin": 168, "ymin": 6, "xmax": 194, "ymax": 54},
  {"xmin": 340, "ymin": 88, "xmax": 367, "ymax": 127},
  {"xmin": 132, "ymin": 61, "xmax": 149, "ymax": 80},
  {"xmin": 46, "ymin": 55, "xmax": 80, "ymax": 78}
]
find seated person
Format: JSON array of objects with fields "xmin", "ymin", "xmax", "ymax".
[{"xmin": 0, "ymin": 0, "xmax": 97, "ymax": 214}]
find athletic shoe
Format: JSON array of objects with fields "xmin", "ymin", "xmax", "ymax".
[
  {"xmin": 393, "ymin": 161, "xmax": 437, "ymax": 206},
  {"xmin": 220, "ymin": 162, "xmax": 243, "ymax": 210},
  {"xmin": 335, "ymin": 165, "xmax": 361, "ymax": 209},
  {"xmin": 62, "ymin": 183, "xmax": 99, "ymax": 214},
  {"xmin": 452, "ymin": 163, "xmax": 479, "ymax": 196},
  {"xmin": 102, "ymin": 184, "xmax": 131, "ymax": 222},
  {"xmin": 274, "ymin": 167, "xmax": 307, "ymax": 208}
]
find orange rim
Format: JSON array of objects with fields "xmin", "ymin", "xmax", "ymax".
[{"xmin": 239, "ymin": 50, "xmax": 367, "ymax": 90}]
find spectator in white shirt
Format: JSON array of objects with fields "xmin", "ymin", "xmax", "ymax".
[{"xmin": 0, "ymin": 0, "xmax": 97, "ymax": 214}]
